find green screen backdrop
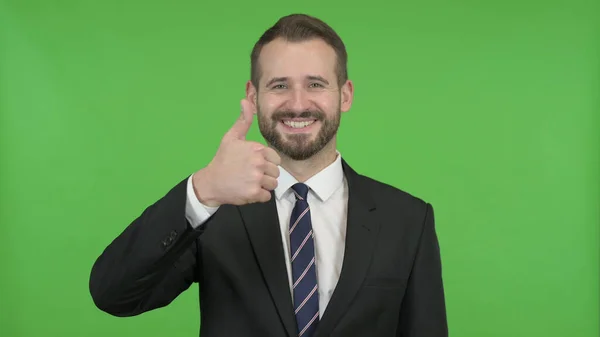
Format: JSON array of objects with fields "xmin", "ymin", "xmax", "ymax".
[{"xmin": 1, "ymin": 1, "xmax": 598, "ymax": 336}]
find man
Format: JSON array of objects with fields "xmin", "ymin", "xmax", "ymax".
[{"xmin": 89, "ymin": 13, "xmax": 448, "ymax": 337}]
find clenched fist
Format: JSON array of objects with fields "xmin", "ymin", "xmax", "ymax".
[{"xmin": 192, "ymin": 99, "xmax": 281, "ymax": 207}]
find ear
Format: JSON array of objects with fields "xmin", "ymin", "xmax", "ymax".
[
  {"xmin": 245, "ymin": 80, "xmax": 258, "ymax": 115},
  {"xmin": 340, "ymin": 80, "xmax": 354, "ymax": 113}
]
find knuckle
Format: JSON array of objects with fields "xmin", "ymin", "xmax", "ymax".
[
  {"xmin": 251, "ymin": 170, "xmax": 263, "ymax": 181},
  {"xmin": 250, "ymin": 142, "xmax": 265, "ymax": 151},
  {"xmin": 249, "ymin": 186, "xmax": 262, "ymax": 197},
  {"xmin": 251, "ymin": 154, "xmax": 266, "ymax": 168}
]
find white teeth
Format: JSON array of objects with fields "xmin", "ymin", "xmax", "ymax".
[{"xmin": 283, "ymin": 120, "xmax": 315, "ymax": 128}]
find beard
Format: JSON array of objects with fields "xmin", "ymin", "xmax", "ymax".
[{"xmin": 257, "ymin": 104, "xmax": 341, "ymax": 161}]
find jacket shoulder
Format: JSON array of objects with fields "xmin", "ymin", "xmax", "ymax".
[{"xmin": 356, "ymin": 173, "xmax": 430, "ymax": 213}]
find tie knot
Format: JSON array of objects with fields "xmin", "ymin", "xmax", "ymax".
[{"xmin": 291, "ymin": 183, "xmax": 309, "ymax": 201}]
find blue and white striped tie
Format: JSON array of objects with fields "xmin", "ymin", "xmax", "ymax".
[{"xmin": 289, "ymin": 183, "xmax": 319, "ymax": 337}]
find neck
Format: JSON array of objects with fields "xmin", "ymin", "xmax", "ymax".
[{"xmin": 277, "ymin": 139, "xmax": 338, "ymax": 183}]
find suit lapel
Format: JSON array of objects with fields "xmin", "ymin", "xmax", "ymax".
[
  {"xmin": 237, "ymin": 194, "xmax": 297, "ymax": 337},
  {"xmin": 237, "ymin": 159, "xmax": 379, "ymax": 337},
  {"xmin": 314, "ymin": 159, "xmax": 380, "ymax": 337}
]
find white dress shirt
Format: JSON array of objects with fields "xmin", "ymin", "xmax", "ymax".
[{"xmin": 185, "ymin": 152, "xmax": 348, "ymax": 317}]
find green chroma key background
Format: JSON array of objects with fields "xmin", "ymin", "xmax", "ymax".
[{"xmin": 0, "ymin": 0, "xmax": 598, "ymax": 336}]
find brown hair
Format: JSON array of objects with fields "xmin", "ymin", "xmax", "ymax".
[{"xmin": 250, "ymin": 14, "xmax": 348, "ymax": 89}]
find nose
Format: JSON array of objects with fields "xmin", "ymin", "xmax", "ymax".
[{"xmin": 288, "ymin": 88, "xmax": 312, "ymax": 113}]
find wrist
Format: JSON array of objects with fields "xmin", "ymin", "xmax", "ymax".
[{"xmin": 192, "ymin": 167, "xmax": 221, "ymax": 207}]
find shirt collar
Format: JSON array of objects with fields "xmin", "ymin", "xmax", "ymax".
[{"xmin": 274, "ymin": 151, "xmax": 344, "ymax": 203}]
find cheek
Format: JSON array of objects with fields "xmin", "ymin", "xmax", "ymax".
[
  {"xmin": 314, "ymin": 92, "xmax": 340, "ymax": 111},
  {"xmin": 259, "ymin": 94, "xmax": 284, "ymax": 112}
]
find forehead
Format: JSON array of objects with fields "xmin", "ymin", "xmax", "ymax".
[{"xmin": 257, "ymin": 38, "xmax": 337, "ymax": 84}]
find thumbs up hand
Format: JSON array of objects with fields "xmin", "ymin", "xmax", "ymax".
[{"xmin": 192, "ymin": 99, "xmax": 281, "ymax": 207}]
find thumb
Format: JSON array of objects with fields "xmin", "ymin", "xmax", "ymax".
[{"xmin": 226, "ymin": 99, "xmax": 255, "ymax": 140}]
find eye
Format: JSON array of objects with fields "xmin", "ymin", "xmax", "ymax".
[
  {"xmin": 309, "ymin": 83, "xmax": 324, "ymax": 88},
  {"xmin": 272, "ymin": 84, "xmax": 287, "ymax": 89}
]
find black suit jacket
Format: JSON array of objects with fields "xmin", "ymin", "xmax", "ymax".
[{"xmin": 89, "ymin": 159, "xmax": 448, "ymax": 337}]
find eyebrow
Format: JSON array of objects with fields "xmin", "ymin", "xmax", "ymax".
[
  {"xmin": 264, "ymin": 75, "xmax": 330, "ymax": 87},
  {"xmin": 307, "ymin": 75, "xmax": 329, "ymax": 85},
  {"xmin": 265, "ymin": 77, "xmax": 288, "ymax": 87}
]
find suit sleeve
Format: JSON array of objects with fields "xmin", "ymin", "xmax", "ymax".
[
  {"xmin": 89, "ymin": 175, "xmax": 214, "ymax": 317},
  {"xmin": 397, "ymin": 203, "xmax": 448, "ymax": 336}
]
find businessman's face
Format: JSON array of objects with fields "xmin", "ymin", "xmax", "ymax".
[{"xmin": 249, "ymin": 37, "xmax": 353, "ymax": 161}]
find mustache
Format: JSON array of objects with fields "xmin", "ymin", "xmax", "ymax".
[{"xmin": 271, "ymin": 110, "xmax": 325, "ymax": 121}]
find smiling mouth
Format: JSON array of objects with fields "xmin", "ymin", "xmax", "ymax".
[{"xmin": 281, "ymin": 119, "xmax": 317, "ymax": 128}]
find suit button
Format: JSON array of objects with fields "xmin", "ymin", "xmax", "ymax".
[
  {"xmin": 161, "ymin": 230, "xmax": 178, "ymax": 248},
  {"xmin": 162, "ymin": 237, "xmax": 173, "ymax": 247}
]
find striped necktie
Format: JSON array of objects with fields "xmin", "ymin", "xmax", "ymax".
[{"xmin": 289, "ymin": 183, "xmax": 319, "ymax": 337}]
